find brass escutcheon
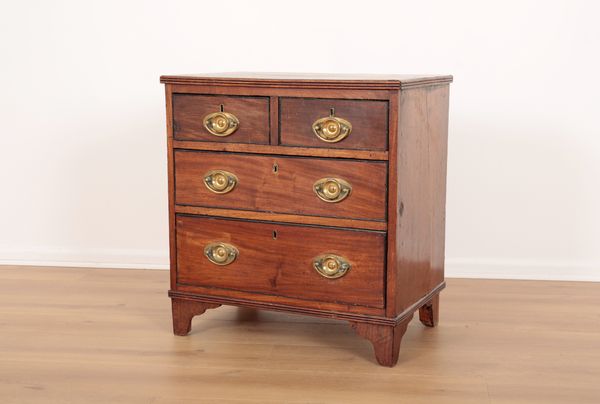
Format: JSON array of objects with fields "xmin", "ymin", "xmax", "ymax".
[
  {"xmin": 203, "ymin": 105, "xmax": 239, "ymax": 136},
  {"xmin": 312, "ymin": 108, "xmax": 352, "ymax": 143},
  {"xmin": 313, "ymin": 177, "xmax": 352, "ymax": 203},
  {"xmin": 204, "ymin": 170, "xmax": 237, "ymax": 194},
  {"xmin": 313, "ymin": 254, "xmax": 351, "ymax": 279},
  {"xmin": 204, "ymin": 242, "xmax": 238, "ymax": 266}
]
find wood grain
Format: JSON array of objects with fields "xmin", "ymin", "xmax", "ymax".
[
  {"xmin": 269, "ymin": 96, "xmax": 279, "ymax": 145},
  {"xmin": 385, "ymin": 91, "xmax": 400, "ymax": 317},
  {"xmin": 2, "ymin": 267, "xmax": 599, "ymax": 404},
  {"xmin": 170, "ymin": 287, "xmax": 386, "ymax": 319},
  {"xmin": 174, "ymin": 150, "xmax": 388, "ymax": 221},
  {"xmin": 164, "ymin": 85, "xmax": 177, "ymax": 289},
  {"xmin": 174, "ymin": 205, "xmax": 387, "ymax": 231},
  {"xmin": 171, "ymin": 299, "xmax": 220, "ymax": 336},
  {"xmin": 351, "ymin": 315, "xmax": 413, "ymax": 367},
  {"xmin": 172, "ymin": 94, "xmax": 270, "ymax": 143},
  {"xmin": 160, "ymin": 72, "xmax": 454, "ymax": 90},
  {"xmin": 173, "ymin": 140, "xmax": 389, "ymax": 160},
  {"xmin": 169, "ymin": 83, "xmax": 397, "ymax": 100},
  {"xmin": 175, "ymin": 215, "xmax": 386, "ymax": 308},
  {"xmin": 418, "ymin": 293, "xmax": 439, "ymax": 327},
  {"xmin": 392, "ymin": 85, "xmax": 450, "ymax": 315},
  {"xmin": 279, "ymin": 97, "xmax": 388, "ymax": 150}
]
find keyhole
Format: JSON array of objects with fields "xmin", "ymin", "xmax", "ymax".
[
  {"xmin": 272, "ymin": 230, "xmax": 278, "ymax": 240},
  {"xmin": 219, "ymin": 104, "xmax": 224, "ymax": 112},
  {"xmin": 330, "ymin": 107, "xmax": 335, "ymax": 117},
  {"xmin": 272, "ymin": 162, "xmax": 278, "ymax": 174}
]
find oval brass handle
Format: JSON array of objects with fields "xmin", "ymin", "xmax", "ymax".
[
  {"xmin": 313, "ymin": 177, "xmax": 352, "ymax": 203},
  {"xmin": 204, "ymin": 242, "xmax": 238, "ymax": 266},
  {"xmin": 312, "ymin": 109, "xmax": 352, "ymax": 143},
  {"xmin": 204, "ymin": 170, "xmax": 237, "ymax": 194},
  {"xmin": 313, "ymin": 254, "xmax": 351, "ymax": 279},
  {"xmin": 203, "ymin": 106, "xmax": 239, "ymax": 137}
]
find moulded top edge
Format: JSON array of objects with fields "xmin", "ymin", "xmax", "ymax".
[{"xmin": 159, "ymin": 72, "xmax": 453, "ymax": 90}]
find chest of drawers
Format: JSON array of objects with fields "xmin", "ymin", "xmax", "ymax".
[{"xmin": 160, "ymin": 73, "xmax": 452, "ymax": 367}]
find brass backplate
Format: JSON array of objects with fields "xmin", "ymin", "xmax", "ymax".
[
  {"xmin": 203, "ymin": 111, "xmax": 239, "ymax": 136},
  {"xmin": 204, "ymin": 170, "xmax": 238, "ymax": 194},
  {"xmin": 312, "ymin": 115, "xmax": 352, "ymax": 143},
  {"xmin": 204, "ymin": 242, "xmax": 238, "ymax": 266},
  {"xmin": 313, "ymin": 254, "xmax": 351, "ymax": 279},
  {"xmin": 313, "ymin": 177, "xmax": 352, "ymax": 203}
]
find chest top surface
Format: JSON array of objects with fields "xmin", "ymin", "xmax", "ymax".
[{"xmin": 160, "ymin": 72, "xmax": 453, "ymax": 89}]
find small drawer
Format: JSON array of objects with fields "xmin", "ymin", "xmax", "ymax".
[
  {"xmin": 172, "ymin": 94, "xmax": 270, "ymax": 143},
  {"xmin": 279, "ymin": 98, "xmax": 388, "ymax": 150},
  {"xmin": 176, "ymin": 215, "xmax": 386, "ymax": 308},
  {"xmin": 175, "ymin": 150, "xmax": 387, "ymax": 221}
]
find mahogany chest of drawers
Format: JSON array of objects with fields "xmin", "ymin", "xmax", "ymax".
[{"xmin": 160, "ymin": 73, "xmax": 452, "ymax": 366}]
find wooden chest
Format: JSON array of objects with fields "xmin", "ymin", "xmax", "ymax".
[{"xmin": 160, "ymin": 73, "xmax": 452, "ymax": 366}]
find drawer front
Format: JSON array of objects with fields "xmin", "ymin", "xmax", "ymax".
[
  {"xmin": 175, "ymin": 151, "xmax": 387, "ymax": 221},
  {"xmin": 279, "ymin": 98, "xmax": 388, "ymax": 150},
  {"xmin": 173, "ymin": 94, "xmax": 270, "ymax": 143},
  {"xmin": 176, "ymin": 215, "xmax": 386, "ymax": 308}
]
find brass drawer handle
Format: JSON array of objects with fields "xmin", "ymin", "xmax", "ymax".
[
  {"xmin": 313, "ymin": 177, "xmax": 352, "ymax": 203},
  {"xmin": 203, "ymin": 105, "xmax": 239, "ymax": 137},
  {"xmin": 204, "ymin": 242, "xmax": 238, "ymax": 266},
  {"xmin": 312, "ymin": 108, "xmax": 352, "ymax": 143},
  {"xmin": 204, "ymin": 170, "xmax": 237, "ymax": 194},
  {"xmin": 313, "ymin": 254, "xmax": 351, "ymax": 279}
]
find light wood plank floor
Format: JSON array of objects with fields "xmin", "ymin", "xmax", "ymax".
[{"xmin": 1, "ymin": 266, "xmax": 599, "ymax": 404}]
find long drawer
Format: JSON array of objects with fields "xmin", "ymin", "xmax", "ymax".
[
  {"xmin": 174, "ymin": 150, "xmax": 387, "ymax": 221},
  {"xmin": 176, "ymin": 215, "xmax": 386, "ymax": 308}
]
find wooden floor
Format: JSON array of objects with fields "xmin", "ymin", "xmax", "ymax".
[{"xmin": 1, "ymin": 266, "xmax": 599, "ymax": 403}]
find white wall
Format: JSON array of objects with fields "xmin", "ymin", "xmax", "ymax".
[{"xmin": 1, "ymin": 0, "xmax": 599, "ymax": 280}]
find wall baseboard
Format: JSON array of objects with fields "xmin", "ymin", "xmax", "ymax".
[
  {"xmin": 0, "ymin": 247, "xmax": 169, "ymax": 270},
  {"xmin": 446, "ymin": 258, "xmax": 600, "ymax": 282},
  {"xmin": 1, "ymin": 248, "xmax": 598, "ymax": 281}
]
